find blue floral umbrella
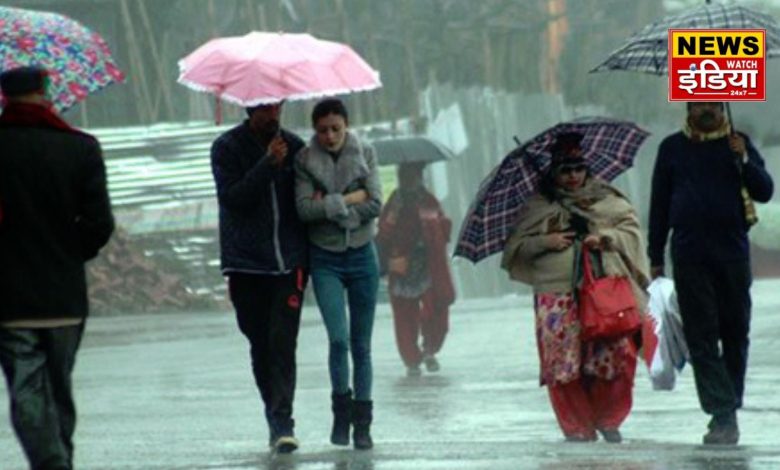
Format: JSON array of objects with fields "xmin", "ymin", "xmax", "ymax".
[{"xmin": 0, "ymin": 6, "xmax": 125, "ymax": 112}]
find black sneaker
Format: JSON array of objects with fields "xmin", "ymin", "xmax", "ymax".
[{"xmin": 703, "ymin": 424, "xmax": 739, "ymax": 445}]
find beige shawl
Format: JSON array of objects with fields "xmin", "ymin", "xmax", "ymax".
[{"xmin": 501, "ymin": 178, "xmax": 650, "ymax": 311}]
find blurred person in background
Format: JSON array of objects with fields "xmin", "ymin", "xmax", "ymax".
[{"xmin": 376, "ymin": 162, "xmax": 456, "ymax": 377}]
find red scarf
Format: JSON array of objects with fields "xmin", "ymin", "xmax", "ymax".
[{"xmin": 0, "ymin": 101, "xmax": 87, "ymax": 136}]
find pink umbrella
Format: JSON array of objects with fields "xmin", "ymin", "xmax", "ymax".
[{"xmin": 177, "ymin": 31, "xmax": 381, "ymax": 113}]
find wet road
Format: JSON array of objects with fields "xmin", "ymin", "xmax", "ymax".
[{"xmin": 2, "ymin": 280, "xmax": 780, "ymax": 469}]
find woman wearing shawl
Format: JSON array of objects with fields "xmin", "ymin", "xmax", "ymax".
[{"xmin": 501, "ymin": 132, "xmax": 650, "ymax": 443}]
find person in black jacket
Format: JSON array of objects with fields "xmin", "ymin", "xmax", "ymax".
[
  {"xmin": 648, "ymin": 101, "xmax": 774, "ymax": 446},
  {"xmin": 210, "ymin": 101, "xmax": 308, "ymax": 453},
  {"xmin": 0, "ymin": 66, "xmax": 114, "ymax": 470}
]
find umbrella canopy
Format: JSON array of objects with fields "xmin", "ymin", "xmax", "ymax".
[
  {"xmin": 177, "ymin": 31, "xmax": 381, "ymax": 107},
  {"xmin": 591, "ymin": 2, "xmax": 780, "ymax": 75},
  {"xmin": 454, "ymin": 117, "xmax": 650, "ymax": 263},
  {"xmin": 0, "ymin": 6, "xmax": 125, "ymax": 112},
  {"xmin": 373, "ymin": 136, "xmax": 455, "ymax": 166}
]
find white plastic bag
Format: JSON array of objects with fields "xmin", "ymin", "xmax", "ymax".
[{"xmin": 643, "ymin": 277, "xmax": 689, "ymax": 390}]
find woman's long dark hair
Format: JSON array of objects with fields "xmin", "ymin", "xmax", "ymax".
[{"xmin": 538, "ymin": 169, "xmax": 559, "ymax": 203}]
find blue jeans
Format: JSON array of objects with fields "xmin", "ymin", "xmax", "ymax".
[
  {"xmin": 310, "ymin": 242, "xmax": 379, "ymax": 401},
  {"xmin": 0, "ymin": 325, "xmax": 84, "ymax": 470}
]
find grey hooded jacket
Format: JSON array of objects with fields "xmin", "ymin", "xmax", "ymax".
[{"xmin": 295, "ymin": 132, "xmax": 382, "ymax": 252}]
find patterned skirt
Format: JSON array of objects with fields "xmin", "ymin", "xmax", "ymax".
[{"xmin": 534, "ymin": 292, "xmax": 636, "ymax": 386}]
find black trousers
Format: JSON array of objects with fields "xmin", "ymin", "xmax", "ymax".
[
  {"xmin": 228, "ymin": 269, "xmax": 306, "ymax": 437},
  {"xmin": 0, "ymin": 324, "xmax": 84, "ymax": 470},
  {"xmin": 673, "ymin": 260, "xmax": 752, "ymax": 418}
]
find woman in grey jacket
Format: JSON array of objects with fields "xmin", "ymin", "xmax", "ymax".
[{"xmin": 295, "ymin": 98, "xmax": 382, "ymax": 450}]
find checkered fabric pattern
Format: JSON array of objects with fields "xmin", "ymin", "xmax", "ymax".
[
  {"xmin": 454, "ymin": 117, "xmax": 650, "ymax": 263},
  {"xmin": 591, "ymin": 2, "xmax": 780, "ymax": 75}
]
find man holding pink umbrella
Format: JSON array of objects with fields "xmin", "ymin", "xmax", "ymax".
[{"xmin": 211, "ymin": 102, "xmax": 307, "ymax": 454}]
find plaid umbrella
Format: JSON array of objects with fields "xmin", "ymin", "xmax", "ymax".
[
  {"xmin": 0, "ymin": 6, "xmax": 125, "ymax": 112},
  {"xmin": 591, "ymin": 2, "xmax": 780, "ymax": 75},
  {"xmin": 454, "ymin": 117, "xmax": 650, "ymax": 263}
]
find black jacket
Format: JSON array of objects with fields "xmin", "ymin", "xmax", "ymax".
[
  {"xmin": 648, "ymin": 131, "xmax": 774, "ymax": 266},
  {"xmin": 0, "ymin": 125, "xmax": 115, "ymax": 321},
  {"xmin": 211, "ymin": 122, "xmax": 307, "ymax": 274}
]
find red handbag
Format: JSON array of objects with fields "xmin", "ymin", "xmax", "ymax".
[{"xmin": 578, "ymin": 245, "xmax": 641, "ymax": 341}]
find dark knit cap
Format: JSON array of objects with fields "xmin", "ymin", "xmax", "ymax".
[
  {"xmin": 549, "ymin": 132, "xmax": 586, "ymax": 167},
  {"xmin": 0, "ymin": 66, "xmax": 48, "ymax": 97},
  {"xmin": 245, "ymin": 104, "xmax": 262, "ymax": 117},
  {"xmin": 245, "ymin": 101, "xmax": 284, "ymax": 117}
]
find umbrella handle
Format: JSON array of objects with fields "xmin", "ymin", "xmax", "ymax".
[
  {"xmin": 725, "ymin": 103, "xmax": 746, "ymax": 171},
  {"xmin": 725, "ymin": 102, "xmax": 735, "ymax": 136},
  {"xmin": 215, "ymin": 95, "xmax": 222, "ymax": 126}
]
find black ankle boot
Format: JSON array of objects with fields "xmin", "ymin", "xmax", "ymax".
[
  {"xmin": 352, "ymin": 400, "xmax": 373, "ymax": 450},
  {"xmin": 703, "ymin": 412, "xmax": 739, "ymax": 445},
  {"xmin": 331, "ymin": 390, "xmax": 352, "ymax": 446}
]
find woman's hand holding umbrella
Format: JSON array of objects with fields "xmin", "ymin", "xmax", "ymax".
[
  {"xmin": 545, "ymin": 232, "xmax": 575, "ymax": 251},
  {"xmin": 583, "ymin": 234, "xmax": 603, "ymax": 250},
  {"xmin": 543, "ymin": 232, "xmax": 603, "ymax": 251}
]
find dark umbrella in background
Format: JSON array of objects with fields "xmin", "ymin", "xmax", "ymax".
[
  {"xmin": 0, "ymin": 6, "xmax": 125, "ymax": 112},
  {"xmin": 590, "ymin": 0, "xmax": 780, "ymax": 125},
  {"xmin": 372, "ymin": 136, "xmax": 455, "ymax": 166},
  {"xmin": 591, "ymin": 1, "xmax": 780, "ymax": 75},
  {"xmin": 454, "ymin": 117, "xmax": 650, "ymax": 263}
]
